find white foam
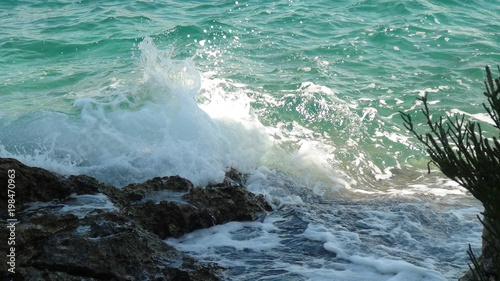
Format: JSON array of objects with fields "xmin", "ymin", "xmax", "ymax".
[
  {"xmin": 299, "ymin": 217, "xmax": 456, "ymax": 281},
  {"xmin": 75, "ymin": 225, "xmax": 92, "ymax": 236},
  {"xmin": 195, "ymin": 73, "xmax": 366, "ymax": 195},
  {"xmin": 22, "ymin": 193, "xmax": 118, "ymax": 219},
  {"xmin": 164, "ymin": 198, "xmax": 481, "ymax": 281},
  {"xmin": 302, "ymin": 223, "xmax": 360, "ymax": 259},
  {"xmin": 246, "ymin": 166, "xmax": 305, "ymax": 208},
  {"xmin": 387, "ymin": 176, "xmax": 470, "ymax": 198},
  {"xmin": 0, "ymin": 35, "xmax": 449, "ymax": 200},
  {"xmin": 450, "ymin": 108, "xmax": 496, "ymax": 126},
  {"xmin": 165, "ymin": 217, "xmax": 283, "ymax": 255},
  {"xmin": 59, "ymin": 193, "xmax": 118, "ymax": 218},
  {"xmin": 0, "ymin": 37, "xmax": 271, "ymax": 187}
]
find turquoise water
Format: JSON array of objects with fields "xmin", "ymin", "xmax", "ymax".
[{"xmin": 1, "ymin": 1, "xmax": 499, "ymax": 280}]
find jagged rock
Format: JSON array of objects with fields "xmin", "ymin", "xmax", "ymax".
[
  {"xmin": 0, "ymin": 157, "xmax": 272, "ymax": 281},
  {"xmin": 14, "ymin": 210, "xmax": 221, "ymax": 281},
  {"xmin": 124, "ymin": 182, "xmax": 273, "ymax": 239},
  {"xmin": 125, "ymin": 201, "xmax": 214, "ymax": 239},
  {"xmin": 119, "ymin": 176, "xmax": 194, "ymax": 203},
  {"xmin": 121, "ymin": 169, "xmax": 271, "ymax": 239},
  {"xmin": 0, "ymin": 158, "xmax": 106, "ymax": 218},
  {"xmin": 124, "ymin": 176, "xmax": 194, "ymax": 193},
  {"xmin": 184, "ymin": 185, "xmax": 272, "ymax": 225},
  {"xmin": 184, "ymin": 167, "xmax": 271, "ymax": 224}
]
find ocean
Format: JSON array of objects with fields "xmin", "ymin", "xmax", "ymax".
[{"xmin": 1, "ymin": 0, "xmax": 499, "ymax": 280}]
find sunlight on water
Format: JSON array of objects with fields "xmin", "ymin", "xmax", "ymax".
[{"xmin": 1, "ymin": 0, "xmax": 498, "ymax": 279}]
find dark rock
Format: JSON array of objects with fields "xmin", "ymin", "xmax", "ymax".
[
  {"xmin": 12, "ymin": 207, "xmax": 221, "ymax": 281},
  {"xmin": 125, "ymin": 201, "xmax": 214, "ymax": 239},
  {"xmin": 0, "ymin": 158, "xmax": 68, "ymax": 207},
  {"xmin": 183, "ymin": 169, "xmax": 271, "ymax": 225},
  {"xmin": 100, "ymin": 176, "xmax": 194, "ymax": 209},
  {"xmin": 0, "ymin": 158, "xmax": 106, "ymax": 219},
  {"xmin": 123, "ymin": 169, "xmax": 272, "ymax": 239},
  {"xmin": 184, "ymin": 185, "xmax": 272, "ymax": 225},
  {"xmin": 212, "ymin": 167, "xmax": 247, "ymax": 188},
  {"xmin": 0, "ymin": 157, "xmax": 272, "ymax": 280},
  {"xmin": 122, "ymin": 176, "xmax": 194, "ymax": 201}
]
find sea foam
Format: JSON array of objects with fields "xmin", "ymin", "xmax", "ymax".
[{"xmin": 0, "ymin": 37, "xmax": 271, "ymax": 187}]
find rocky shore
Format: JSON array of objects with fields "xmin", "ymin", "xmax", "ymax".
[{"xmin": 0, "ymin": 158, "xmax": 272, "ymax": 281}]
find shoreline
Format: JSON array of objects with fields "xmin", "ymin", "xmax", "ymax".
[{"xmin": 0, "ymin": 157, "xmax": 272, "ymax": 280}]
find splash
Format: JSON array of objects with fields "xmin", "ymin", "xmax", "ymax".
[{"xmin": 0, "ymin": 37, "xmax": 270, "ymax": 187}]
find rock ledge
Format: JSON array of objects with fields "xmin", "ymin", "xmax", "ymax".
[{"xmin": 0, "ymin": 158, "xmax": 271, "ymax": 281}]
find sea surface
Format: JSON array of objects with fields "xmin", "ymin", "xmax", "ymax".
[{"xmin": 1, "ymin": 0, "xmax": 499, "ymax": 280}]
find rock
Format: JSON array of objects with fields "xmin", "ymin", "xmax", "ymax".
[
  {"xmin": 14, "ymin": 210, "xmax": 221, "ymax": 281},
  {"xmin": 183, "ymin": 185, "xmax": 272, "ymax": 225},
  {"xmin": 120, "ymin": 176, "xmax": 194, "ymax": 203},
  {"xmin": 122, "ymin": 169, "xmax": 271, "ymax": 239},
  {"xmin": 185, "ymin": 168, "xmax": 272, "ymax": 223},
  {"xmin": 0, "ymin": 157, "xmax": 272, "ymax": 280},
  {"xmin": 125, "ymin": 176, "xmax": 194, "ymax": 193},
  {"xmin": 125, "ymin": 201, "xmax": 214, "ymax": 239},
  {"xmin": 0, "ymin": 158, "xmax": 106, "ymax": 219}
]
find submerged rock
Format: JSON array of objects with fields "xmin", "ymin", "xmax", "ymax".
[{"xmin": 0, "ymin": 158, "xmax": 271, "ymax": 281}]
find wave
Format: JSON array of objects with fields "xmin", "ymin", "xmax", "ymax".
[{"xmin": 0, "ymin": 37, "xmax": 270, "ymax": 187}]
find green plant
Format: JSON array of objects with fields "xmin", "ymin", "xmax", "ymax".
[{"xmin": 400, "ymin": 66, "xmax": 500, "ymax": 281}]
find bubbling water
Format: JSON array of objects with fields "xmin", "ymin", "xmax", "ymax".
[{"xmin": 0, "ymin": 37, "xmax": 271, "ymax": 187}]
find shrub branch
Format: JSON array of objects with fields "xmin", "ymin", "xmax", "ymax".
[{"xmin": 400, "ymin": 66, "xmax": 500, "ymax": 280}]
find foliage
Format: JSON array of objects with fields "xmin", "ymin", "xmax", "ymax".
[{"xmin": 400, "ymin": 66, "xmax": 500, "ymax": 281}]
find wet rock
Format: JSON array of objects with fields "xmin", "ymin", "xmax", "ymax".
[
  {"xmin": 125, "ymin": 175, "xmax": 194, "ymax": 193},
  {"xmin": 120, "ymin": 176, "xmax": 194, "ymax": 202},
  {"xmin": 123, "ymin": 169, "xmax": 271, "ymax": 239},
  {"xmin": 0, "ymin": 157, "xmax": 271, "ymax": 280},
  {"xmin": 184, "ymin": 167, "xmax": 271, "ymax": 224},
  {"xmin": 126, "ymin": 201, "xmax": 214, "ymax": 239},
  {"xmin": 0, "ymin": 158, "xmax": 105, "ymax": 218},
  {"xmin": 13, "ymin": 210, "xmax": 221, "ymax": 281},
  {"xmin": 184, "ymin": 185, "xmax": 272, "ymax": 225}
]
